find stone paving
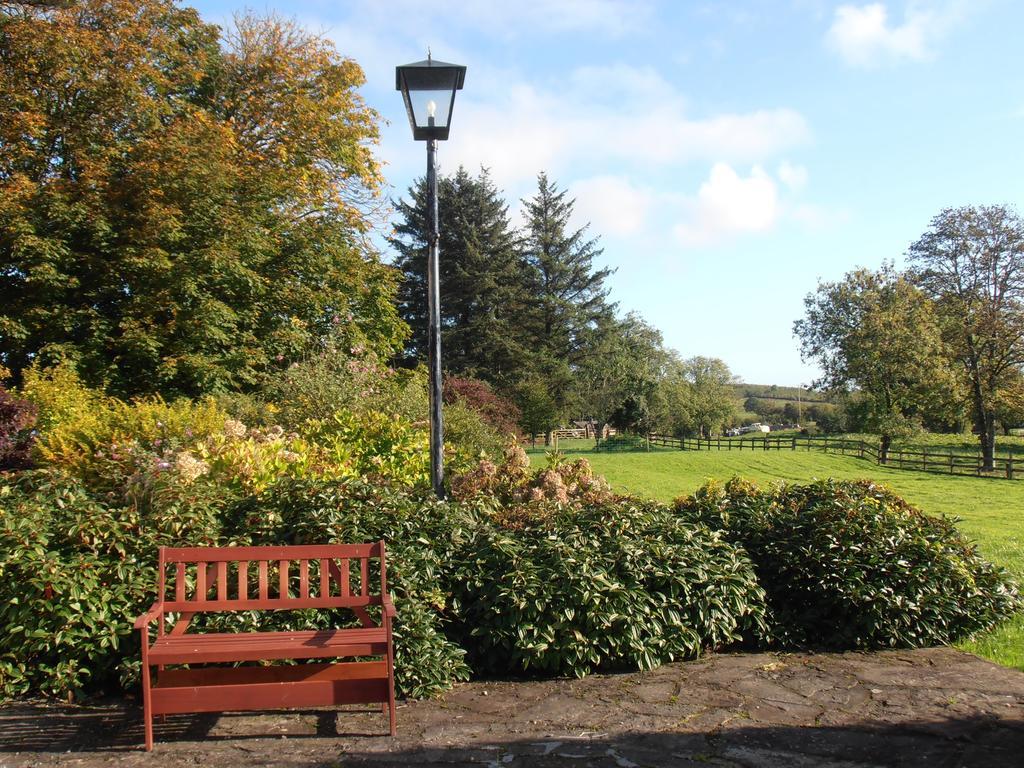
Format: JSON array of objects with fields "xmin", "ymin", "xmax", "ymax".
[{"xmin": 2, "ymin": 648, "xmax": 1023, "ymax": 767}]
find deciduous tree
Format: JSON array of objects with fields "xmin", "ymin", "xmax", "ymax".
[
  {"xmin": 0, "ymin": 2, "xmax": 404, "ymax": 397},
  {"xmin": 908, "ymin": 205, "xmax": 1024, "ymax": 469},
  {"xmin": 795, "ymin": 266, "xmax": 961, "ymax": 458},
  {"xmin": 574, "ymin": 313, "xmax": 666, "ymax": 443}
]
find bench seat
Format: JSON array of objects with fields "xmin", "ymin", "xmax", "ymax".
[{"xmin": 149, "ymin": 628, "xmax": 388, "ymax": 665}]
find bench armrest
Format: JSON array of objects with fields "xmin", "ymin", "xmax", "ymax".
[
  {"xmin": 134, "ymin": 602, "xmax": 163, "ymax": 630},
  {"xmin": 382, "ymin": 596, "xmax": 397, "ymax": 619}
]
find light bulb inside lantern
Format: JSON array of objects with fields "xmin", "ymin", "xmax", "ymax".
[{"xmin": 426, "ymin": 99, "xmax": 437, "ymax": 118}]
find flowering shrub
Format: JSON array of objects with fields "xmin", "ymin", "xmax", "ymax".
[
  {"xmin": 450, "ymin": 443, "xmax": 613, "ymax": 517},
  {"xmin": 3, "ymin": 363, "xmax": 1018, "ymax": 707},
  {"xmin": 20, "ymin": 362, "xmax": 228, "ymax": 491},
  {"xmin": 306, "ymin": 410, "xmax": 431, "ymax": 488}
]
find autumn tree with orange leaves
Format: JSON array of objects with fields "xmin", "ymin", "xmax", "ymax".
[{"xmin": 0, "ymin": 1, "xmax": 405, "ymax": 397}]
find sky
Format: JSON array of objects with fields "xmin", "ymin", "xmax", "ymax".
[{"xmin": 191, "ymin": 0, "xmax": 1024, "ymax": 386}]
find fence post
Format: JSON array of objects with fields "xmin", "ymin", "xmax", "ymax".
[{"xmin": 1008, "ymin": 456, "xmax": 1014, "ymax": 480}]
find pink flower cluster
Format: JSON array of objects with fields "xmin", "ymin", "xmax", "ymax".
[{"xmin": 450, "ymin": 442, "xmax": 613, "ymax": 513}]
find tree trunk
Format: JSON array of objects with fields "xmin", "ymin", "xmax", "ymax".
[
  {"xmin": 964, "ymin": 345, "xmax": 996, "ymax": 471},
  {"xmin": 979, "ymin": 412, "xmax": 996, "ymax": 471},
  {"xmin": 544, "ymin": 430, "xmax": 552, "ymax": 447},
  {"xmin": 595, "ymin": 421, "xmax": 605, "ymax": 448},
  {"xmin": 880, "ymin": 433, "xmax": 891, "ymax": 464}
]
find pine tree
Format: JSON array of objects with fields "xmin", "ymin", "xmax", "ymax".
[
  {"xmin": 390, "ymin": 167, "xmax": 530, "ymax": 386},
  {"xmin": 520, "ymin": 173, "xmax": 616, "ymax": 413},
  {"xmin": 521, "ymin": 173, "xmax": 616, "ymax": 364}
]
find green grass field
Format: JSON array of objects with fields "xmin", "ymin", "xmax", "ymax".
[{"xmin": 528, "ymin": 439, "xmax": 1023, "ymax": 670}]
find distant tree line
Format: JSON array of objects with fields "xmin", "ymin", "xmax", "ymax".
[{"xmin": 795, "ymin": 205, "xmax": 1024, "ymax": 469}]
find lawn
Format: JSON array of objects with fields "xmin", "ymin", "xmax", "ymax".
[{"xmin": 528, "ymin": 439, "xmax": 1024, "ymax": 670}]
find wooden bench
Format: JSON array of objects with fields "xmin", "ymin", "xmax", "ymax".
[{"xmin": 134, "ymin": 543, "xmax": 397, "ymax": 751}]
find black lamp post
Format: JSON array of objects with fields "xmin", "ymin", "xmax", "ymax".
[{"xmin": 396, "ymin": 54, "xmax": 466, "ymax": 499}]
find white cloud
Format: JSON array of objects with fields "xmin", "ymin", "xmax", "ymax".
[
  {"xmin": 778, "ymin": 161, "xmax": 809, "ymax": 191},
  {"xmin": 570, "ymin": 175, "xmax": 654, "ymax": 236},
  {"xmin": 825, "ymin": 2, "xmax": 963, "ymax": 67},
  {"xmin": 674, "ymin": 164, "xmax": 780, "ymax": 246}
]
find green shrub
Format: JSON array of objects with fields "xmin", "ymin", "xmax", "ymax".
[
  {"xmin": 676, "ymin": 478, "xmax": 1021, "ymax": 649},
  {"xmin": 450, "ymin": 498, "xmax": 766, "ymax": 678},
  {"xmin": 0, "ymin": 472, "xmax": 154, "ymax": 698}
]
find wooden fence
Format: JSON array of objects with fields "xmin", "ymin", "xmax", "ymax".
[{"xmin": 645, "ymin": 434, "xmax": 1018, "ymax": 480}]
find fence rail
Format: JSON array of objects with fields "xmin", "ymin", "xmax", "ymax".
[{"xmin": 645, "ymin": 434, "xmax": 1018, "ymax": 480}]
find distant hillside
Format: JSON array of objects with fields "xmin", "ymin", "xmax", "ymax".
[{"xmin": 732, "ymin": 383, "xmax": 831, "ymax": 404}]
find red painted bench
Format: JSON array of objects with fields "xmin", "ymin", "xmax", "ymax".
[{"xmin": 134, "ymin": 543, "xmax": 397, "ymax": 751}]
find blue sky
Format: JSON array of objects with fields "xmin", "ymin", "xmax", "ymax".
[{"xmin": 193, "ymin": 1, "xmax": 1024, "ymax": 386}]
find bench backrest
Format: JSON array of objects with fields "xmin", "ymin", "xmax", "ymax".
[{"xmin": 157, "ymin": 543, "xmax": 388, "ymax": 613}]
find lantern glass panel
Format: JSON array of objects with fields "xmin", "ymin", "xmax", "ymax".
[{"xmin": 408, "ymin": 89, "xmax": 453, "ymax": 130}]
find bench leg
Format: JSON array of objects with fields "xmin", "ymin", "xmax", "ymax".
[
  {"xmin": 386, "ymin": 622, "xmax": 397, "ymax": 736},
  {"xmin": 141, "ymin": 661, "xmax": 154, "ymax": 751}
]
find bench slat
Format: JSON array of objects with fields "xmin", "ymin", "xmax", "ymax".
[
  {"xmin": 299, "ymin": 560, "xmax": 309, "ymax": 599},
  {"xmin": 238, "ymin": 561, "xmax": 248, "ymax": 601},
  {"xmin": 163, "ymin": 596, "xmax": 382, "ymax": 613},
  {"xmin": 218, "ymin": 562, "xmax": 227, "ymax": 601},
  {"xmin": 196, "ymin": 561, "xmax": 206, "ymax": 601},
  {"xmin": 175, "ymin": 562, "xmax": 185, "ymax": 603},
  {"xmin": 258, "ymin": 561, "xmax": 268, "ymax": 600},
  {"xmin": 162, "ymin": 544, "xmax": 380, "ymax": 562},
  {"xmin": 361, "ymin": 558, "xmax": 369, "ymax": 597},
  {"xmin": 148, "ymin": 627, "xmax": 387, "ymax": 665},
  {"xmin": 150, "ymin": 662, "xmax": 388, "ymax": 715},
  {"xmin": 279, "ymin": 559, "xmax": 289, "ymax": 599},
  {"xmin": 319, "ymin": 558, "xmax": 328, "ymax": 598}
]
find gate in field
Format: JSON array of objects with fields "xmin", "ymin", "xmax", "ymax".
[{"xmin": 646, "ymin": 434, "xmax": 1018, "ymax": 480}]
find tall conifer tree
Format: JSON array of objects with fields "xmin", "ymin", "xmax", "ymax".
[
  {"xmin": 520, "ymin": 173, "xmax": 616, "ymax": 413},
  {"xmin": 390, "ymin": 167, "xmax": 529, "ymax": 385}
]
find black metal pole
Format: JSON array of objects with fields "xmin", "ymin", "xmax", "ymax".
[{"xmin": 426, "ymin": 138, "xmax": 445, "ymax": 499}]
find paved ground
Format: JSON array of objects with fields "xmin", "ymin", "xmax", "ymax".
[{"xmin": 2, "ymin": 648, "xmax": 1023, "ymax": 767}]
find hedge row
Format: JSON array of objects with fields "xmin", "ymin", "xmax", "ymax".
[{"xmin": 0, "ymin": 470, "xmax": 1019, "ymax": 701}]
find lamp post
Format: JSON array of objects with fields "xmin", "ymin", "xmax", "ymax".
[{"xmin": 396, "ymin": 54, "xmax": 466, "ymax": 499}]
